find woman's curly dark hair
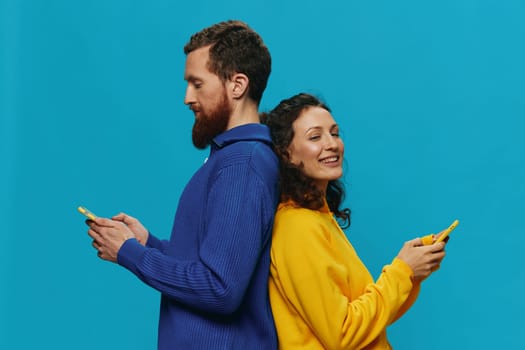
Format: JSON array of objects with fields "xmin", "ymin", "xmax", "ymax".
[{"xmin": 261, "ymin": 93, "xmax": 351, "ymax": 228}]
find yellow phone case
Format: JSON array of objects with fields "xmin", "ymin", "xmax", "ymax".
[
  {"xmin": 435, "ymin": 219, "xmax": 459, "ymax": 243},
  {"xmin": 78, "ymin": 206, "xmax": 97, "ymax": 221}
]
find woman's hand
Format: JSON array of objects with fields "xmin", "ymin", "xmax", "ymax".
[{"xmin": 396, "ymin": 238, "xmax": 446, "ymax": 283}]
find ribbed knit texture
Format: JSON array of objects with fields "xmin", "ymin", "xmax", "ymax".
[
  {"xmin": 269, "ymin": 202, "xmax": 421, "ymax": 350},
  {"xmin": 118, "ymin": 124, "xmax": 279, "ymax": 349}
]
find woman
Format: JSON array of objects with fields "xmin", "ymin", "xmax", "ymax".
[{"xmin": 262, "ymin": 93, "xmax": 446, "ymax": 350}]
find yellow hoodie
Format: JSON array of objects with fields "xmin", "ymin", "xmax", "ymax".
[{"xmin": 269, "ymin": 202, "xmax": 421, "ymax": 350}]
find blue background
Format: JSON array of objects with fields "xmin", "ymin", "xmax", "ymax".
[{"xmin": 1, "ymin": 0, "xmax": 524, "ymax": 349}]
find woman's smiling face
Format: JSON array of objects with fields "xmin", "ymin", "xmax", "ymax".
[{"xmin": 288, "ymin": 106, "xmax": 344, "ymax": 191}]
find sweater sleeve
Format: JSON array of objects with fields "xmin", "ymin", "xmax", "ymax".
[
  {"xmin": 270, "ymin": 210, "xmax": 414, "ymax": 349},
  {"xmin": 117, "ymin": 161, "xmax": 274, "ymax": 315},
  {"xmin": 145, "ymin": 232, "xmax": 169, "ymax": 252},
  {"xmin": 390, "ymin": 280, "xmax": 421, "ymax": 324}
]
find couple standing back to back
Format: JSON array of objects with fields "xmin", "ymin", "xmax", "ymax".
[{"xmin": 86, "ymin": 20, "xmax": 447, "ymax": 350}]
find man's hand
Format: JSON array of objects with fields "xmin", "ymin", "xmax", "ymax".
[
  {"xmin": 87, "ymin": 217, "xmax": 135, "ymax": 262},
  {"xmin": 112, "ymin": 213, "xmax": 149, "ymax": 246}
]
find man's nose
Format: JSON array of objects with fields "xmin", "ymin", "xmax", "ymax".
[{"xmin": 184, "ymin": 84, "xmax": 195, "ymax": 105}]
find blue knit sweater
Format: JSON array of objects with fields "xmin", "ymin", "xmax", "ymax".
[{"xmin": 118, "ymin": 124, "xmax": 279, "ymax": 349}]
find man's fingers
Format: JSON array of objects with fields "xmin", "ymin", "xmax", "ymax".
[
  {"xmin": 93, "ymin": 217, "xmax": 118, "ymax": 227},
  {"xmin": 113, "ymin": 213, "xmax": 136, "ymax": 226},
  {"xmin": 91, "ymin": 239, "xmax": 104, "ymax": 259},
  {"xmin": 88, "ymin": 228, "xmax": 104, "ymax": 243},
  {"xmin": 87, "ymin": 228, "xmax": 97, "ymax": 239},
  {"xmin": 92, "ymin": 239, "xmax": 102, "ymax": 249},
  {"xmin": 112, "ymin": 212, "xmax": 126, "ymax": 221}
]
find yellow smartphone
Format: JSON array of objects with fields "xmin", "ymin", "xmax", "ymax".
[
  {"xmin": 435, "ymin": 219, "xmax": 459, "ymax": 243},
  {"xmin": 78, "ymin": 206, "xmax": 97, "ymax": 221}
]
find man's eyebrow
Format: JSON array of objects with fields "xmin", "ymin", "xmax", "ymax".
[{"xmin": 184, "ymin": 74, "xmax": 201, "ymax": 82}]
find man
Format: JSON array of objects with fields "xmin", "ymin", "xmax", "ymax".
[{"xmin": 86, "ymin": 20, "xmax": 278, "ymax": 349}]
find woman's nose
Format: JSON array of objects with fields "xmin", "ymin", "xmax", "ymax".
[{"xmin": 324, "ymin": 135, "xmax": 339, "ymax": 150}]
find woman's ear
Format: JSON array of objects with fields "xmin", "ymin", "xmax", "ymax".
[{"xmin": 230, "ymin": 73, "xmax": 249, "ymax": 99}]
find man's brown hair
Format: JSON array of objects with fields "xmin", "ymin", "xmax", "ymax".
[{"xmin": 184, "ymin": 20, "xmax": 271, "ymax": 104}]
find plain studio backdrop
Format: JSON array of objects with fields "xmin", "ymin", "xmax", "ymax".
[{"xmin": 1, "ymin": 0, "xmax": 523, "ymax": 349}]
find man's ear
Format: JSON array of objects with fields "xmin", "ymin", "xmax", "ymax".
[{"xmin": 230, "ymin": 73, "xmax": 249, "ymax": 99}]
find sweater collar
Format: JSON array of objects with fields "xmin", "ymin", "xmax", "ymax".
[
  {"xmin": 211, "ymin": 123, "xmax": 272, "ymax": 149},
  {"xmin": 279, "ymin": 199, "xmax": 331, "ymax": 213}
]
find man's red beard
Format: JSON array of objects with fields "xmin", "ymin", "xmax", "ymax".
[{"xmin": 192, "ymin": 91, "xmax": 231, "ymax": 149}]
